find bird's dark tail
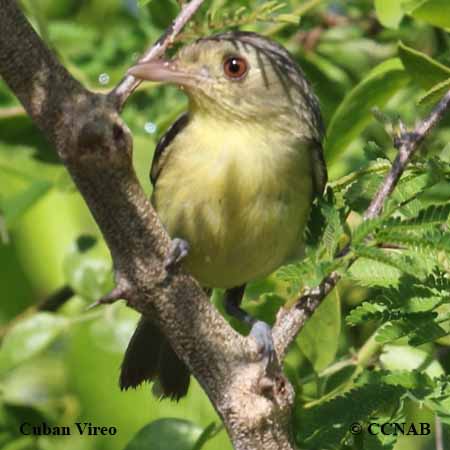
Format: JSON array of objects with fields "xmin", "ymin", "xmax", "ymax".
[{"xmin": 119, "ymin": 316, "xmax": 190, "ymax": 400}]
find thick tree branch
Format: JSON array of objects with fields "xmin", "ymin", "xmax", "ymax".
[
  {"xmin": 0, "ymin": 1, "xmax": 86, "ymax": 146},
  {"xmin": 273, "ymin": 89, "xmax": 450, "ymax": 358},
  {"xmin": 0, "ymin": 1, "xmax": 295, "ymax": 449}
]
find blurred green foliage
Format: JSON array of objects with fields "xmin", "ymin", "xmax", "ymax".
[{"xmin": 1, "ymin": 1, "xmax": 450, "ymax": 449}]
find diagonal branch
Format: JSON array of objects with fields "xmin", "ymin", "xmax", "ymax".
[
  {"xmin": 365, "ymin": 91, "xmax": 450, "ymax": 219},
  {"xmin": 273, "ymin": 89, "xmax": 450, "ymax": 358},
  {"xmin": 110, "ymin": 0, "xmax": 206, "ymax": 109}
]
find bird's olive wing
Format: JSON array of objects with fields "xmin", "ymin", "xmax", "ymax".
[
  {"xmin": 311, "ymin": 141, "xmax": 328, "ymax": 198},
  {"xmin": 150, "ymin": 112, "xmax": 189, "ymax": 185}
]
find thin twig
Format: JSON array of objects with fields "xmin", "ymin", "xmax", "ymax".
[
  {"xmin": 435, "ymin": 415, "xmax": 444, "ymax": 450},
  {"xmin": 39, "ymin": 285, "xmax": 75, "ymax": 312},
  {"xmin": 0, "ymin": 105, "xmax": 25, "ymax": 118},
  {"xmin": 273, "ymin": 89, "xmax": 450, "ymax": 357},
  {"xmin": 366, "ymin": 91, "xmax": 450, "ymax": 219},
  {"xmin": 110, "ymin": 0, "xmax": 206, "ymax": 109}
]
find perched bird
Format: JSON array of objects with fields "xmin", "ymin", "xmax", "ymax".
[{"xmin": 120, "ymin": 31, "xmax": 327, "ymax": 400}]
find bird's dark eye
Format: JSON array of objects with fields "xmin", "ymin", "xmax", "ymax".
[{"xmin": 223, "ymin": 56, "xmax": 248, "ymax": 80}]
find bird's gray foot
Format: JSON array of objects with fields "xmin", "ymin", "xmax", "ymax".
[
  {"xmin": 164, "ymin": 238, "xmax": 190, "ymax": 270},
  {"xmin": 250, "ymin": 320, "xmax": 275, "ymax": 366},
  {"xmin": 224, "ymin": 285, "xmax": 276, "ymax": 366}
]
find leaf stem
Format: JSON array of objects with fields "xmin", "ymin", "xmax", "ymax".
[
  {"xmin": 355, "ymin": 331, "xmax": 382, "ymax": 368},
  {"xmin": 329, "ymin": 160, "xmax": 391, "ymax": 191}
]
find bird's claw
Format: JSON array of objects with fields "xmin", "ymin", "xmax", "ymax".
[
  {"xmin": 85, "ymin": 282, "xmax": 130, "ymax": 311},
  {"xmin": 86, "ymin": 296, "xmax": 116, "ymax": 311},
  {"xmin": 164, "ymin": 238, "xmax": 190, "ymax": 271},
  {"xmin": 250, "ymin": 321, "xmax": 276, "ymax": 368}
]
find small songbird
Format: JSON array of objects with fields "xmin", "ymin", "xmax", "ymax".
[{"xmin": 120, "ymin": 31, "xmax": 327, "ymax": 400}]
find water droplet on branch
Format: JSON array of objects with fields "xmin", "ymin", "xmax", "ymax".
[
  {"xmin": 144, "ymin": 122, "xmax": 157, "ymax": 134},
  {"xmin": 98, "ymin": 73, "xmax": 110, "ymax": 85}
]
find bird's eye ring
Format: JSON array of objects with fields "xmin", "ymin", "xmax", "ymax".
[{"xmin": 223, "ymin": 56, "xmax": 248, "ymax": 80}]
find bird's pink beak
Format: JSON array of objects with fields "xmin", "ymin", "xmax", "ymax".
[{"xmin": 128, "ymin": 59, "xmax": 200, "ymax": 87}]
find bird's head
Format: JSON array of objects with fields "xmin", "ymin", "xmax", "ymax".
[{"xmin": 129, "ymin": 31, "xmax": 322, "ymax": 138}]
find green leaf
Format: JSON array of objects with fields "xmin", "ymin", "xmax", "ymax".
[
  {"xmin": 398, "ymin": 42, "xmax": 450, "ymax": 90},
  {"xmin": 331, "ymin": 160, "xmax": 391, "ymax": 193},
  {"xmin": 325, "ymin": 58, "xmax": 409, "ymax": 164},
  {"xmin": 401, "ymin": 0, "xmax": 431, "ymax": 13},
  {"xmin": 89, "ymin": 307, "xmax": 137, "ymax": 354},
  {"xmin": 347, "ymin": 274, "xmax": 448, "ymax": 327},
  {"xmin": 192, "ymin": 423, "xmax": 222, "ymax": 450},
  {"xmin": 275, "ymin": 14, "xmax": 301, "ymax": 25},
  {"xmin": 277, "ymin": 190, "xmax": 346, "ymax": 293},
  {"xmin": 360, "ymin": 369, "xmax": 433, "ymax": 392},
  {"xmin": 276, "ymin": 258, "xmax": 341, "ymax": 294},
  {"xmin": 298, "ymin": 52, "xmax": 351, "ymax": 122},
  {"xmin": 390, "ymin": 172, "xmax": 435, "ymax": 210},
  {"xmin": 63, "ymin": 235, "xmax": 113, "ymax": 301},
  {"xmin": 347, "ymin": 257, "xmax": 402, "ymax": 287},
  {"xmin": 376, "ymin": 314, "xmax": 447, "ymax": 345},
  {"xmin": 392, "ymin": 278, "xmax": 444, "ymax": 312},
  {"xmin": 376, "ymin": 230, "xmax": 450, "ymax": 263},
  {"xmin": 146, "ymin": 0, "xmax": 178, "ymax": 28},
  {"xmin": 409, "ymin": 321, "xmax": 449, "ymax": 345},
  {"xmin": 418, "ymin": 78, "xmax": 450, "ymax": 107},
  {"xmin": 1, "ymin": 357, "xmax": 69, "ymax": 419},
  {"xmin": 351, "ymin": 218, "xmax": 384, "ymax": 246},
  {"xmin": 346, "ymin": 301, "xmax": 388, "ymax": 326},
  {"xmin": 0, "ymin": 179, "xmax": 52, "ymax": 227},
  {"xmin": 320, "ymin": 203, "xmax": 345, "ymax": 258},
  {"xmin": 298, "ymin": 383, "xmax": 405, "ymax": 449},
  {"xmin": 297, "ymin": 291, "xmax": 341, "ymax": 372},
  {"xmin": 123, "ymin": 419, "xmax": 203, "ymax": 450},
  {"xmin": 354, "ymin": 246, "xmax": 427, "ymax": 279},
  {"xmin": 426, "ymin": 272, "xmax": 450, "ymax": 295},
  {"xmin": 406, "ymin": 0, "xmax": 450, "ymax": 29},
  {"xmin": 0, "ymin": 313, "xmax": 67, "ymax": 373},
  {"xmin": 362, "ymin": 428, "xmax": 397, "ymax": 450},
  {"xmin": 380, "ymin": 344, "xmax": 444, "ymax": 377},
  {"xmin": 386, "ymin": 204, "xmax": 450, "ymax": 229},
  {"xmin": 245, "ymin": 293, "xmax": 285, "ymax": 327},
  {"xmin": 375, "ymin": 0, "xmax": 405, "ymax": 29},
  {"xmin": 357, "ymin": 369, "xmax": 436, "ymax": 412},
  {"xmin": 363, "ymin": 141, "xmax": 387, "ymax": 161},
  {"xmin": 426, "ymin": 375, "xmax": 450, "ymax": 422}
]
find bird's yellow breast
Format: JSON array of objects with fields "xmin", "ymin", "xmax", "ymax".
[{"xmin": 153, "ymin": 114, "xmax": 313, "ymax": 288}]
